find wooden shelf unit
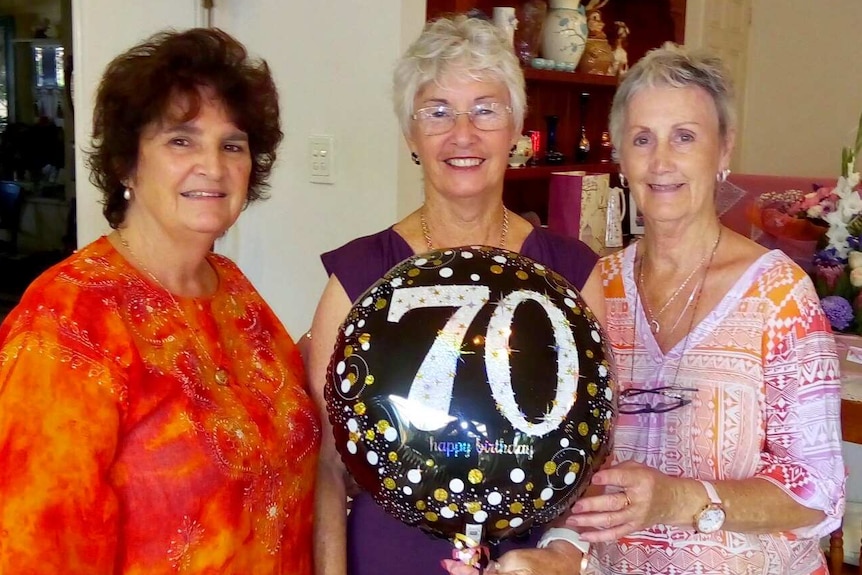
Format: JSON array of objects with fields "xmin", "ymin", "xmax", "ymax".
[
  {"xmin": 505, "ymin": 162, "xmax": 617, "ymax": 180},
  {"xmin": 522, "ymin": 67, "xmax": 619, "ymax": 87}
]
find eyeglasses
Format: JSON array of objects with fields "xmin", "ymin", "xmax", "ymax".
[
  {"xmin": 618, "ymin": 386, "xmax": 697, "ymax": 415},
  {"xmin": 412, "ymin": 102, "xmax": 513, "ymax": 136}
]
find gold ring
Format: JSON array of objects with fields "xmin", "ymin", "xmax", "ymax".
[{"xmin": 623, "ymin": 492, "xmax": 632, "ymax": 507}]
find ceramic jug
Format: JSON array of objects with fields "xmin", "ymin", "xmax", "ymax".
[
  {"xmin": 605, "ymin": 186, "xmax": 626, "ymax": 248},
  {"xmin": 541, "ymin": 0, "xmax": 587, "ymax": 67}
]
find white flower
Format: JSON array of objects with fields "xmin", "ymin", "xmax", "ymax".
[
  {"xmin": 841, "ymin": 190, "xmax": 862, "ymax": 218},
  {"xmin": 850, "ymin": 267, "xmax": 862, "ymax": 287},
  {"xmin": 807, "ymin": 205, "xmax": 825, "ymax": 219},
  {"xmin": 826, "ymin": 217, "xmax": 852, "ymax": 256},
  {"xmin": 834, "ymin": 175, "xmax": 858, "ymax": 200},
  {"xmin": 825, "ymin": 207, "xmax": 845, "ymax": 228},
  {"xmin": 849, "ymin": 251, "xmax": 862, "ymax": 269}
]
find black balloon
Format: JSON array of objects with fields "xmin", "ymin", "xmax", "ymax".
[{"xmin": 325, "ymin": 246, "xmax": 615, "ymax": 545}]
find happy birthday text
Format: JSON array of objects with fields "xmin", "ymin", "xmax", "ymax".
[{"xmin": 429, "ymin": 437, "xmax": 534, "ymax": 460}]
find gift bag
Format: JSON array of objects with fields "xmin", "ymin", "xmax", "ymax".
[{"xmin": 547, "ymin": 171, "xmax": 611, "ymax": 253}]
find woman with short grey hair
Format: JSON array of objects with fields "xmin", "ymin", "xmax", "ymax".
[{"xmin": 450, "ymin": 40, "xmax": 845, "ymax": 575}]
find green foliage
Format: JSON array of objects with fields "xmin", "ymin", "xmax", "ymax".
[
  {"xmin": 848, "ymin": 214, "xmax": 862, "ymax": 237},
  {"xmin": 855, "ymin": 111, "xmax": 862, "ymax": 158},
  {"xmin": 843, "ymin": 112, "xmax": 862, "ymax": 178}
]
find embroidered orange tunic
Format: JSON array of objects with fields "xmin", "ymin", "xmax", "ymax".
[{"xmin": 0, "ymin": 237, "xmax": 320, "ymax": 575}]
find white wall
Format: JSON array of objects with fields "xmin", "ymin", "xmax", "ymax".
[
  {"xmin": 397, "ymin": 3, "xmax": 426, "ymax": 218},
  {"xmin": 72, "ymin": 0, "xmax": 202, "ymax": 248},
  {"xmin": 210, "ymin": 1, "xmax": 420, "ymax": 335},
  {"xmin": 73, "ymin": 0, "xmax": 425, "ymax": 336},
  {"xmin": 740, "ymin": 0, "xmax": 862, "ymax": 177}
]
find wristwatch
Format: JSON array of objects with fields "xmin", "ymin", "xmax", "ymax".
[{"xmin": 693, "ymin": 480, "xmax": 726, "ymax": 534}]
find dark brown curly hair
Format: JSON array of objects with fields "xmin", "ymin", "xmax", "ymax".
[{"xmin": 88, "ymin": 28, "xmax": 283, "ymax": 228}]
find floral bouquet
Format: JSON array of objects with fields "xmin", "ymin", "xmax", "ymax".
[
  {"xmin": 810, "ymin": 113, "xmax": 862, "ymax": 333},
  {"xmin": 747, "ymin": 187, "xmax": 835, "ymax": 241}
]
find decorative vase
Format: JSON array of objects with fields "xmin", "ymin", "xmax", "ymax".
[
  {"xmin": 575, "ymin": 92, "xmax": 590, "ymax": 162},
  {"xmin": 544, "ymin": 115, "xmax": 565, "ymax": 165},
  {"xmin": 598, "ymin": 130, "xmax": 613, "ymax": 163},
  {"xmin": 541, "ymin": 0, "xmax": 588, "ymax": 67},
  {"xmin": 513, "ymin": 0, "xmax": 548, "ymax": 66}
]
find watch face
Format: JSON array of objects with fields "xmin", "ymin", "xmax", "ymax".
[{"xmin": 697, "ymin": 505, "xmax": 726, "ymax": 534}]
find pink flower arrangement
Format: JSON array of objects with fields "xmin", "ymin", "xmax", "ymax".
[{"xmin": 797, "ymin": 186, "xmax": 840, "ymax": 220}]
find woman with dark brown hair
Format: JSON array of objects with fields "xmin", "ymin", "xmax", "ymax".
[{"xmin": 0, "ymin": 28, "xmax": 320, "ymax": 574}]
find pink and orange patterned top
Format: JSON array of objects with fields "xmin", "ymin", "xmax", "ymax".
[
  {"xmin": 591, "ymin": 246, "xmax": 845, "ymax": 575},
  {"xmin": 0, "ymin": 237, "xmax": 320, "ymax": 575}
]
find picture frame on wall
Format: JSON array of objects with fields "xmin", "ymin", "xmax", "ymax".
[{"xmin": 629, "ymin": 191, "xmax": 645, "ymax": 236}]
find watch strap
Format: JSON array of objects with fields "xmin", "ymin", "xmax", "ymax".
[
  {"xmin": 536, "ymin": 527, "xmax": 590, "ymax": 555},
  {"xmin": 699, "ymin": 480, "xmax": 722, "ymax": 505}
]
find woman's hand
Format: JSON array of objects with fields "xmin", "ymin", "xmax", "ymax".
[
  {"xmin": 566, "ymin": 460, "xmax": 690, "ymax": 542},
  {"xmin": 440, "ymin": 544, "xmax": 581, "ymax": 575}
]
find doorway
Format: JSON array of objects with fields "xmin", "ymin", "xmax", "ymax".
[{"xmin": 0, "ymin": 0, "xmax": 74, "ymax": 323}]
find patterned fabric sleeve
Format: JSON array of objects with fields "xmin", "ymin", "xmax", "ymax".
[
  {"xmin": 755, "ymin": 267, "xmax": 845, "ymax": 539},
  {"xmin": 0, "ymin": 308, "xmax": 127, "ymax": 574}
]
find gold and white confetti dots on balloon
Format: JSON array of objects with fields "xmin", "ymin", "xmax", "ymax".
[{"xmin": 325, "ymin": 246, "xmax": 616, "ymax": 545}]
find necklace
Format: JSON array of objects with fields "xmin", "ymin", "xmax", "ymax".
[
  {"xmin": 116, "ymin": 229, "xmax": 230, "ymax": 387},
  {"xmin": 631, "ymin": 227, "xmax": 722, "ymax": 393},
  {"xmin": 666, "ymin": 277, "xmax": 701, "ymax": 334},
  {"xmin": 638, "ymin": 228, "xmax": 722, "ymax": 334},
  {"xmin": 420, "ymin": 205, "xmax": 509, "ymax": 251}
]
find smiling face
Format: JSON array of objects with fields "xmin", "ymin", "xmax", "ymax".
[
  {"xmin": 619, "ymin": 85, "xmax": 734, "ymax": 228},
  {"xmin": 406, "ymin": 70, "xmax": 518, "ymax": 203},
  {"xmin": 123, "ymin": 90, "xmax": 252, "ymax": 240}
]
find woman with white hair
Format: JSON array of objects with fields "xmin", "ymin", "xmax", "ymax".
[{"xmin": 307, "ymin": 14, "xmax": 604, "ymax": 575}]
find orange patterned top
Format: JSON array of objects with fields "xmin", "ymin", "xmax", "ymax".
[{"xmin": 0, "ymin": 236, "xmax": 320, "ymax": 575}]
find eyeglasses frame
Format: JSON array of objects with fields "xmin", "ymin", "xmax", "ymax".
[
  {"xmin": 617, "ymin": 385, "xmax": 698, "ymax": 415},
  {"xmin": 411, "ymin": 102, "xmax": 513, "ymax": 136}
]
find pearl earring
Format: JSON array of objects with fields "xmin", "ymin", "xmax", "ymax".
[{"xmin": 123, "ymin": 188, "xmax": 132, "ymax": 201}]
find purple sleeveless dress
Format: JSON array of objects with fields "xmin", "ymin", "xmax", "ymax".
[{"xmin": 321, "ymin": 226, "xmax": 597, "ymax": 575}]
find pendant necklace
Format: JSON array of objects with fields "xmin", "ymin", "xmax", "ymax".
[
  {"xmin": 420, "ymin": 205, "xmax": 509, "ymax": 251},
  {"xmin": 639, "ymin": 228, "xmax": 722, "ymax": 334},
  {"xmin": 631, "ymin": 228, "xmax": 722, "ymax": 389},
  {"xmin": 116, "ymin": 229, "xmax": 230, "ymax": 387}
]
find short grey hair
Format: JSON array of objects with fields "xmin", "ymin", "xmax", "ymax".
[
  {"xmin": 609, "ymin": 42, "xmax": 736, "ymax": 147},
  {"xmin": 393, "ymin": 14, "xmax": 526, "ymax": 136}
]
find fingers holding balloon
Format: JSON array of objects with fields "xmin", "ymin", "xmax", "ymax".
[
  {"xmin": 570, "ymin": 489, "xmax": 631, "ymax": 514},
  {"xmin": 564, "ymin": 487, "xmax": 643, "ymax": 541}
]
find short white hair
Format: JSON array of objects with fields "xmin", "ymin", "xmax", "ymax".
[{"xmin": 393, "ymin": 14, "xmax": 526, "ymax": 136}]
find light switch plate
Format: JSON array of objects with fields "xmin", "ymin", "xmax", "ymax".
[{"xmin": 309, "ymin": 135, "xmax": 335, "ymax": 184}]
